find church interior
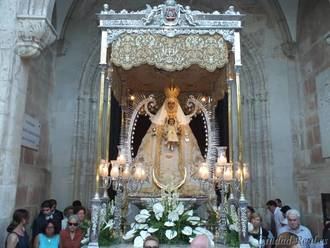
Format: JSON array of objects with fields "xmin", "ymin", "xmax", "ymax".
[{"xmin": 0, "ymin": 0, "xmax": 330, "ymax": 247}]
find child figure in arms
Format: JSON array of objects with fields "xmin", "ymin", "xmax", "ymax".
[{"xmin": 165, "ymin": 117, "xmax": 180, "ymax": 151}]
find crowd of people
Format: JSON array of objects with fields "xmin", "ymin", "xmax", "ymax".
[
  {"xmin": 5, "ymin": 197, "xmax": 330, "ymax": 248},
  {"xmin": 5, "ymin": 199, "xmax": 89, "ymax": 248},
  {"xmin": 247, "ymin": 198, "xmax": 329, "ymax": 248}
]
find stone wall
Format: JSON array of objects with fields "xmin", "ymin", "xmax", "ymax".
[
  {"xmin": 295, "ymin": 0, "xmax": 330, "ymax": 236},
  {"xmin": 0, "ymin": 0, "xmax": 56, "ymax": 243},
  {"xmin": 0, "ymin": 0, "xmax": 29, "ymax": 244},
  {"xmin": 15, "ymin": 47, "xmax": 55, "ymax": 222}
]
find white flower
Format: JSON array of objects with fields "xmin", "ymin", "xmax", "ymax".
[
  {"xmin": 229, "ymin": 223, "xmax": 239, "ymax": 232},
  {"xmin": 133, "ymin": 236, "xmax": 144, "ymax": 248},
  {"xmin": 147, "ymin": 227, "xmax": 159, "ymax": 233},
  {"xmin": 182, "ymin": 226, "xmax": 193, "ymax": 236},
  {"xmin": 184, "ymin": 210, "xmax": 193, "ymax": 217},
  {"xmin": 153, "ymin": 202, "xmax": 164, "ymax": 220},
  {"xmin": 131, "ymin": 222, "xmax": 137, "ymax": 229},
  {"xmin": 135, "ymin": 210, "xmax": 150, "ymax": 223},
  {"xmin": 140, "ymin": 209, "xmax": 150, "ymax": 215},
  {"xmin": 175, "ymin": 202, "xmax": 185, "ymax": 215},
  {"xmin": 168, "ymin": 211, "xmax": 179, "ymax": 222},
  {"xmin": 164, "ymin": 221, "xmax": 175, "ymax": 227},
  {"xmin": 165, "ymin": 230, "xmax": 177, "ymax": 240},
  {"xmin": 137, "ymin": 223, "xmax": 149, "ymax": 230},
  {"xmin": 102, "ymin": 219, "xmax": 114, "ymax": 230},
  {"xmin": 123, "ymin": 229, "xmax": 136, "ymax": 240},
  {"xmin": 187, "ymin": 216, "xmax": 200, "ymax": 225},
  {"xmin": 139, "ymin": 230, "xmax": 150, "ymax": 240}
]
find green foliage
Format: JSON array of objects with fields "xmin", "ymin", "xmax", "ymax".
[
  {"xmin": 225, "ymin": 213, "xmax": 239, "ymax": 247},
  {"xmin": 80, "ymin": 219, "xmax": 91, "ymax": 236},
  {"xmin": 98, "ymin": 201, "xmax": 117, "ymax": 246}
]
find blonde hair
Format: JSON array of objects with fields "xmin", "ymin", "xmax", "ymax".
[{"xmin": 275, "ymin": 232, "xmax": 299, "ymax": 248}]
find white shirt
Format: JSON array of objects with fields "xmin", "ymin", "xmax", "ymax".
[
  {"xmin": 274, "ymin": 207, "xmax": 285, "ymax": 235},
  {"xmin": 278, "ymin": 224, "xmax": 313, "ymax": 248}
]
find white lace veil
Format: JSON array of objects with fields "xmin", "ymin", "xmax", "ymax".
[{"xmin": 151, "ymin": 98, "xmax": 190, "ymax": 125}]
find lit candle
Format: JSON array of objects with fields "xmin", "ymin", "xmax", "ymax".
[
  {"xmin": 224, "ymin": 167, "xmax": 233, "ymax": 181},
  {"xmin": 122, "ymin": 165, "xmax": 130, "ymax": 179},
  {"xmin": 99, "ymin": 160, "xmax": 109, "ymax": 178},
  {"xmin": 117, "ymin": 154, "xmax": 126, "ymax": 165},
  {"xmin": 217, "ymin": 154, "xmax": 227, "ymax": 165},
  {"xmin": 110, "ymin": 164, "xmax": 119, "ymax": 178},
  {"xmin": 199, "ymin": 163, "xmax": 209, "ymax": 180},
  {"xmin": 215, "ymin": 165, "xmax": 223, "ymax": 178},
  {"xmin": 134, "ymin": 166, "xmax": 143, "ymax": 180}
]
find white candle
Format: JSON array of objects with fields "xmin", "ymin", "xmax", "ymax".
[
  {"xmin": 122, "ymin": 166, "xmax": 130, "ymax": 179},
  {"xmin": 199, "ymin": 163, "xmax": 209, "ymax": 180},
  {"xmin": 99, "ymin": 160, "xmax": 109, "ymax": 177},
  {"xmin": 100, "ymin": 30, "xmax": 108, "ymax": 64},
  {"xmin": 217, "ymin": 154, "xmax": 227, "ymax": 165},
  {"xmin": 110, "ymin": 164, "xmax": 119, "ymax": 178},
  {"xmin": 134, "ymin": 167, "xmax": 142, "ymax": 180},
  {"xmin": 224, "ymin": 167, "xmax": 233, "ymax": 181},
  {"xmin": 117, "ymin": 154, "xmax": 126, "ymax": 165},
  {"xmin": 215, "ymin": 165, "xmax": 223, "ymax": 178},
  {"xmin": 234, "ymin": 32, "xmax": 241, "ymax": 66}
]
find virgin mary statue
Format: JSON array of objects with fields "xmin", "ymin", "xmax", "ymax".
[{"xmin": 134, "ymin": 86, "xmax": 205, "ymax": 196}]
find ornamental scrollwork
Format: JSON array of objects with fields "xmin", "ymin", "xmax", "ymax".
[{"xmin": 111, "ymin": 33, "xmax": 228, "ymax": 72}]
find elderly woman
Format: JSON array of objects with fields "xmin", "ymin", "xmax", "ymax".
[
  {"xmin": 60, "ymin": 215, "xmax": 83, "ymax": 248},
  {"xmin": 249, "ymin": 213, "xmax": 271, "ymax": 248},
  {"xmin": 33, "ymin": 219, "xmax": 60, "ymax": 248}
]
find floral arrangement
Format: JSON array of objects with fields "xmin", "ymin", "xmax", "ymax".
[
  {"xmin": 224, "ymin": 204, "xmax": 240, "ymax": 247},
  {"xmin": 98, "ymin": 201, "xmax": 120, "ymax": 246},
  {"xmin": 123, "ymin": 190, "xmax": 214, "ymax": 247}
]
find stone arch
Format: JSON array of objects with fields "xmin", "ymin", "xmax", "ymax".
[
  {"xmin": 240, "ymin": 33, "xmax": 273, "ymax": 209},
  {"xmin": 71, "ymin": 45, "xmax": 100, "ymax": 203}
]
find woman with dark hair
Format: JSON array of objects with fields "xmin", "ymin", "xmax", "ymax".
[
  {"xmin": 5, "ymin": 209, "xmax": 29, "ymax": 248},
  {"xmin": 33, "ymin": 220, "xmax": 59, "ymax": 248}
]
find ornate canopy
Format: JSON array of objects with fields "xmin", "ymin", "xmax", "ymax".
[{"xmin": 97, "ymin": 0, "xmax": 243, "ymax": 103}]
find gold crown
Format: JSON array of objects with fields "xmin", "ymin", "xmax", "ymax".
[{"xmin": 164, "ymin": 86, "xmax": 180, "ymax": 98}]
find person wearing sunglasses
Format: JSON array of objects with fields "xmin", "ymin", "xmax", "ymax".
[
  {"xmin": 143, "ymin": 236, "xmax": 160, "ymax": 248},
  {"xmin": 60, "ymin": 215, "xmax": 83, "ymax": 248}
]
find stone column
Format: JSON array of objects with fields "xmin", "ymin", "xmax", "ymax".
[
  {"xmin": 0, "ymin": 1, "xmax": 56, "ymax": 243},
  {"xmin": 0, "ymin": 0, "xmax": 26, "ymax": 243}
]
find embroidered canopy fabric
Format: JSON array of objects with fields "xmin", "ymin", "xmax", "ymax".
[{"xmin": 111, "ymin": 33, "xmax": 228, "ymax": 72}]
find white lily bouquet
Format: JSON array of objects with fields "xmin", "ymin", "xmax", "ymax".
[
  {"xmin": 123, "ymin": 190, "xmax": 214, "ymax": 247},
  {"xmin": 98, "ymin": 201, "xmax": 119, "ymax": 246},
  {"xmin": 224, "ymin": 204, "xmax": 240, "ymax": 247}
]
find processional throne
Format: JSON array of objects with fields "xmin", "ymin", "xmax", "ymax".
[{"xmin": 89, "ymin": 1, "xmax": 249, "ymax": 247}]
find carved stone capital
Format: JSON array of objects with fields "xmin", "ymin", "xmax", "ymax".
[{"xmin": 15, "ymin": 16, "xmax": 57, "ymax": 58}]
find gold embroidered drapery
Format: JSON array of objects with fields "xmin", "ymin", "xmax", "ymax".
[{"xmin": 111, "ymin": 34, "xmax": 228, "ymax": 72}]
